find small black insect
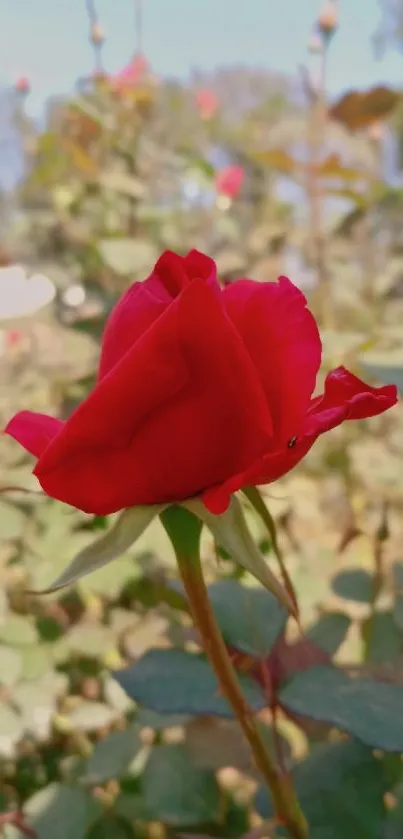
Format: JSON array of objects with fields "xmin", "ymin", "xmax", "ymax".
[{"xmin": 287, "ymin": 435, "xmax": 298, "ymax": 449}]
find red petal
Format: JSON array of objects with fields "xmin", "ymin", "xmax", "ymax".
[
  {"xmin": 34, "ymin": 281, "xmax": 272, "ymax": 515},
  {"xmin": 99, "ymin": 250, "xmax": 218, "ymax": 378},
  {"xmin": 224, "ymin": 276, "xmax": 321, "ymax": 442},
  {"xmin": 202, "ymin": 366, "xmax": 398, "ymax": 514},
  {"xmin": 305, "ymin": 366, "xmax": 398, "ymax": 436},
  {"xmin": 5, "ymin": 411, "xmax": 64, "ymax": 457}
]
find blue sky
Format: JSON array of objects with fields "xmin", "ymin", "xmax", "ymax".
[{"xmin": 0, "ymin": 0, "xmax": 402, "ymax": 117}]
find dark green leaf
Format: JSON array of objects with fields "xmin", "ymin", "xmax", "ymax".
[
  {"xmin": 142, "ymin": 744, "xmax": 221, "ymax": 826},
  {"xmin": 363, "ymin": 611, "xmax": 402, "ymax": 664},
  {"xmin": 208, "ymin": 579, "xmax": 287, "ymax": 656},
  {"xmin": 256, "ymin": 739, "xmax": 388, "ymax": 839},
  {"xmin": 114, "ymin": 649, "xmax": 266, "ymax": 718},
  {"xmin": 331, "ymin": 568, "xmax": 373, "ymax": 603},
  {"xmin": 280, "ymin": 664, "xmax": 403, "ymax": 751},
  {"xmin": 23, "ymin": 783, "xmax": 101, "ymax": 839},
  {"xmin": 81, "ymin": 725, "xmax": 142, "ymax": 786},
  {"xmin": 306, "ymin": 612, "xmax": 351, "ymax": 656}
]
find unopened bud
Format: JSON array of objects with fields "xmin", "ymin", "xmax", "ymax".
[
  {"xmin": 318, "ymin": 1, "xmax": 338, "ymax": 36},
  {"xmin": 15, "ymin": 76, "xmax": 30, "ymax": 94},
  {"xmin": 308, "ymin": 31, "xmax": 323, "ymax": 54},
  {"xmin": 91, "ymin": 22, "xmax": 105, "ymax": 45}
]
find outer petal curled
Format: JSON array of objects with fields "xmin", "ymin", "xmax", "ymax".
[
  {"xmin": 202, "ymin": 366, "xmax": 398, "ymax": 515},
  {"xmin": 5, "ymin": 412, "xmax": 64, "ymax": 458}
]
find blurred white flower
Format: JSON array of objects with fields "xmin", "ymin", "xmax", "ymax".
[
  {"xmin": 0, "ymin": 265, "xmax": 56, "ymax": 322},
  {"xmin": 62, "ymin": 284, "xmax": 86, "ymax": 308}
]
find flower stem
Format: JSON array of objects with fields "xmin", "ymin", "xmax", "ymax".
[{"xmin": 161, "ymin": 506, "xmax": 309, "ymax": 839}]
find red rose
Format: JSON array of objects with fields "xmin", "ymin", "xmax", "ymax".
[
  {"xmin": 215, "ymin": 165, "xmax": 244, "ymax": 198},
  {"xmin": 5, "ymin": 250, "xmax": 397, "ymax": 516}
]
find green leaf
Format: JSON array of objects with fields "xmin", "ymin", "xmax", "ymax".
[
  {"xmin": 305, "ymin": 612, "xmax": 351, "ymax": 656},
  {"xmin": 66, "ymin": 702, "xmax": 118, "ymax": 733},
  {"xmin": 23, "ymin": 784, "xmax": 101, "ymax": 839},
  {"xmin": 256, "ymin": 740, "xmax": 388, "ymax": 839},
  {"xmin": 21, "ymin": 645, "xmax": 51, "ymax": 680},
  {"xmin": 0, "ymin": 615, "xmax": 38, "ymax": 646},
  {"xmin": 184, "ymin": 497, "xmax": 295, "ymax": 615},
  {"xmin": 0, "ymin": 500, "xmax": 26, "ymax": 540},
  {"xmin": 37, "ymin": 505, "xmax": 165, "ymax": 593},
  {"xmin": 393, "ymin": 562, "xmax": 403, "ymax": 631},
  {"xmin": 208, "ymin": 579, "xmax": 287, "ymax": 656},
  {"xmin": 87, "ymin": 815, "xmax": 135, "ymax": 839},
  {"xmin": 362, "ymin": 611, "xmax": 402, "ymax": 664},
  {"xmin": 142, "ymin": 744, "xmax": 221, "ymax": 826},
  {"xmin": 0, "ymin": 646, "xmax": 23, "ymax": 686},
  {"xmin": 114, "ymin": 648, "xmax": 266, "ymax": 717},
  {"xmin": 331, "ymin": 568, "xmax": 373, "ymax": 603},
  {"xmin": 280, "ymin": 664, "xmax": 403, "ymax": 751},
  {"xmin": 65, "ymin": 623, "xmax": 114, "ymax": 658},
  {"xmin": 98, "ymin": 239, "xmax": 157, "ymax": 276},
  {"xmin": 0, "ymin": 703, "xmax": 23, "ymax": 757},
  {"xmin": 81, "ymin": 725, "xmax": 142, "ymax": 786}
]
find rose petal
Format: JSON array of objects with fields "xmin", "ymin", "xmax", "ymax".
[
  {"xmin": 99, "ymin": 249, "xmax": 217, "ymax": 378},
  {"xmin": 224, "ymin": 276, "xmax": 321, "ymax": 442},
  {"xmin": 5, "ymin": 411, "xmax": 64, "ymax": 457},
  {"xmin": 33, "ymin": 281, "xmax": 272, "ymax": 515},
  {"xmin": 202, "ymin": 366, "xmax": 398, "ymax": 515}
]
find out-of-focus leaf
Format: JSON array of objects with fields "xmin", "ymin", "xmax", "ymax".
[
  {"xmin": 97, "ymin": 239, "xmax": 158, "ymax": 276},
  {"xmin": 256, "ymin": 739, "xmax": 388, "ymax": 839},
  {"xmin": 114, "ymin": 648, "xmax": 266, "ymax": 718},
  {"xmin": 142, "ymin": 744, "xmax": 221, "ymax": 826},
  {"xmin": 208, "ymin": 579, "xmax": 287, "ymax": 657},
  {"xmin": 65, "ymin": 623, "xmax": 115, "ymax": 658},
  {"xmin": 305, "ymin": 612, "xmax": 351, "ymax": 656},
  {"xmin": 280, "ymin": 665, "xmax": 403, "ymax": 751},
  {"xmin": 66, "ymin": 702, "xmax": 118, "ymax": 733},
  {"xmin": 23, "ymin": 783, "xmax": 101, "ymax": 839},
  {"xmin": 81, "ymin": 724, "xmax": 142, "ymax": 786},
  {"xmin": 87, "ymin": 815, "xmax": 135, "ymax": 839},
  {"xmin": 0, "ymin": 500, "xmax": 26, "ymax": 540},
  {"xmin": 250, "ymin": 148, "xmax": 297, "ymax": 173},
  {"xmin": 0, "ymin": 615, "xmax": 38, "ymax": 646},
  {"xmin": 362, "ymin": 611, "xmax": 402, "ymax": 665},
  {"xmin": 0, "ymin": 704, "xmax": 23, "ymax": 757},
  {"xmin": 329, "ymin": 85, "xmax": 400, "ymax": 130},
  {"xmin": 331, "ymin": 568, "xmax": 373, "ymax": 603},
  {"xmin": 0, "ymin": 646, "xmax": 23, "ymax": 686}
]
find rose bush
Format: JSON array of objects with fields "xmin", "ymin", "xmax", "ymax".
[{"xmin": 5, "ymin": 249, "xmax": 397, "ymax": 516}]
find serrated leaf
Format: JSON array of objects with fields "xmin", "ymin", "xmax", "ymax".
[
  {"xmin": 81, "ymin": 725, "xmax": 142, "ymax": 785},
  {"xmin": 114, "ymin": 648, "xmax": 266, "ymax": 718},
  {"xmin": 142, "ymin": 744, "xmax": 221, "ymax": 826},
  {"xmin": 208, "ymin": 579, "xmax": 287, "ymax": 656},
  {"xmin": 184, "ymin": 497, "xmax": 295, "ymax": 615},
  {"xmin": 37, "ymin": 505, "xmax": 165, "ymax": 593},
  {"xmin": 280, "ymin": 664, "xmax": 403, "ymax": 751}
]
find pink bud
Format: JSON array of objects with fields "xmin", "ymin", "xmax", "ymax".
[
  {"xmin": 196, "ymin": 88, "xmax": 218, "ymax": 120},
  {"xmin": 215, "ymin": 165, "xmax": 244, "ymax": 199},
  {"xmin": 318, "ymin": 1, "xmax": 338, "ymax": 35},
  {"xmin": 113, "ymin": 54, "xmax": 149, "ymax": 89},
  {"xmin": 15, "ymin": 76, "xmax": 30, "ymax": 94},
  {"xmin": 308, "ymin": 31, "xmax": 323, "ymax": 54}
]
